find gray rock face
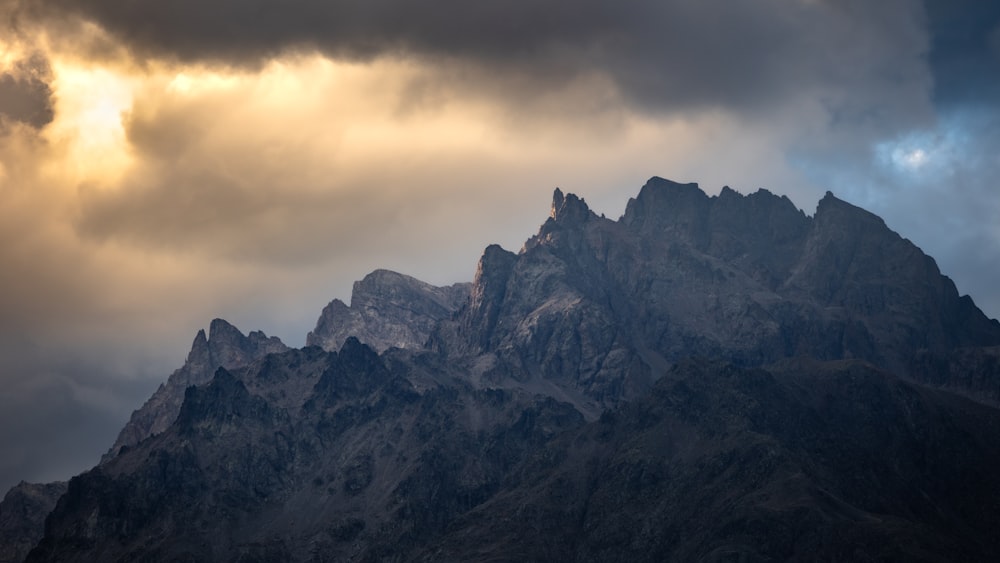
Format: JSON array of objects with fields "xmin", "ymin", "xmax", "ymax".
[
  {"xmin": 25, "ymin": 351, "xmax": 1000, "ymax": 562},
  {"xmin": 307, "ymin": 269, "xmax": 470, "ymax": 353},
  {"xmin": 413, "ymin": 359, "xmax": 1000, "ymax": 562},
  {"xmin": 102, "ymin": 318, "xmax": 287, "ymax": 462},
  {"xmin": 0, "ymin": 482, "xmax": 66, "ymax": 563},
  {"xmin": 27, "ymin": 340, "xmax": 586, "ymax": 562},
  {"xmin": 447, "ymin": 177, "xmax": 1000, "ymax": 407}
]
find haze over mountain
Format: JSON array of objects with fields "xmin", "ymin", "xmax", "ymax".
[{"xmin": 4, "ymin": 178, "xmax": 1000, "ymax": 562}]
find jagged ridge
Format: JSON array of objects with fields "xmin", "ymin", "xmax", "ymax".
[
  {"xmin": 102, "ymin": 319, "xmax": 287, "ymax": 462},
  {"xmin": 11, "ymin": 177, "xmax": 1000, "ymax": 562},
  {"xmin": 442, "ymin": 177, "xmax": 1000, "ymax": 408}
]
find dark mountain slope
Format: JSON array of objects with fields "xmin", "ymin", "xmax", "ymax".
[
  {"xmin": 0, "ymin": 482, "xmax": 66, "ymax": 563},
  {"xmin": 417, "ymin": 359, "xmax": 1000, "ymax": 562},
  {"xmin": 27, "ymin": 341, "xmax": 585, "ymax": 562},
  {"xmin": 27, "ymin": 351, "xmax": 1000, "ymax": 562}
]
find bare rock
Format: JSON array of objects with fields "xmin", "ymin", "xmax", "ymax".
[
  {"xmin": 307, "ymin": 269, "xmax": 470, "ymax": 353},
  {"xmin": 451, "ymin": 177, "xmax": 1000, "ymax": 406},
  {"xmin": 0, "ymin": 481, "xmax": 66, "ymax": 563},
  {"xmin": 102, "ymin": 319, "xmax": 287, "ymax": 462}
]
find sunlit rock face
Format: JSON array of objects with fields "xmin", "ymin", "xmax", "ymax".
[
  {"xmin": 307, "ymin": 269, "xmax": 471, "ymax": 353},
  {"xmin": 16, "ymin": 178, "xmax": 1000, "ymax": 562}
]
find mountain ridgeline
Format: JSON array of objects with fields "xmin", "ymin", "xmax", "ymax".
[{"xmin": 9, "ymin": 177, "xmax": 1000, "ymax": 562}]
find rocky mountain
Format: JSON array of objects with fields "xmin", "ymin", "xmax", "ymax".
[
  {"xmin": 434, "ymin": 179, "xmax": 1000, "ymax": 409},
  {"xmin": 24, "ymin": 350, "xmax": 1000, "ymax": 562},
  {"xmin": 10, "ymin": 177, "xmax": 1000, "ymax": 561},
  {"xmin": 417, "ymin": 359, "xmax": 1000, "ymax": 562},
  {"xmin": 103, "ymin": 319, "xmax": 288, "ymax": 462},
  {"xmin": 307, "ymin": 269, "xmax": 470, "ymax": 353},
  {"xmin": 0, "ymin": 482, "xmax": 65, "ymax": 563}
]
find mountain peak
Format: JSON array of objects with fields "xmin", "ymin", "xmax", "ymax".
[
  {"xmin": 208, "ymin": 318, "xmax": 242, "ymax": 342},
  {"xmin": 813, "ymin": 190, "xmax": 889, "ymax": 233},
  {"xmin": 186, "ymin": 329, "xmax": 209, "ymax": 364},
  {"xmin": 549, "ymin": 188, "xmax": 592, "ymax": 224},
  {"xmin": 102, "ymin": 319, "xmax": 287, "ymax": 463},
  {"xmin": 639, "ymin": 176, "xmax": 704, "ymax": 198},
  {"xmin": 622, "ymin": 177, "xmax": 709, "ymax": 231},
  {"xmin": 550, "ymin": 187, "xmax": 564, "ymax": 218},
  {"xmin": 307, "ymin": 269, "xmax": 471, "ymax": 353}
]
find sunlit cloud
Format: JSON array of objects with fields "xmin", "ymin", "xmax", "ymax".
[
  {"xmin": 45, "ymin": 60, "xmax": 136, "ymax": 184},
  {"xmin": 873, "ymin": 116, "xmax": 976, "ymax": 180}
]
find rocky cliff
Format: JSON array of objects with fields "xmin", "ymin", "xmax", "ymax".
[
  {"xmin": 438, "ymin": 178, "xmax": 1000, "ymax": 411},
  {"xmin": 414, "ymin": 358, "xmax": 1000, "ymax": 562},
  {"xmin": 307, "ymin": 269, "xmax": 470, "ymax": 353},
  {"xmin": 0, "ymin": 482, "xmax": 65, "ymax": 563},
  {"xmin": 25, "ymin": 350, "xmax": 1000, "ymax": 562},
  {"xmin": 102, "ymin": 319, "xmax": 287, "ymax": 462},
  {"xmin": 11, "ymin": 177, "xmax": 1000, "ymax": 562},
  {"xmin": 28, "ymin": 340, "xmax": 586, "ymax": 562}
]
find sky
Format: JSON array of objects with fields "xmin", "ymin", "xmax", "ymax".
[{"xmin": 1, "ymin": 0, "xmax": 998, "ymax": 493}]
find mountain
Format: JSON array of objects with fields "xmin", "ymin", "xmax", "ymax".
[
  {"xmin": 103, "ymin": 319, "xmax": 288, "ymax": 462},
  {"xmin": 307, "ymin": 269, "xmax": 470, "ymax": 353},
  {"xmin": 24, "ymin": 353, "xmax": 1000, "ymax": 562},
  {"xmin": 26, "ymin": 340, "xmax": 588, "ymax": 562},
  {"xmin": 0, "ymin": 482, "xmax": 65, "ymax": 563},
  {"xmin": 417, "ymin": 359, "xmax": 1000, "ymax": 562},
  {"xmin": 12, "ymin": 177, "xmax": 1000, "ymax": 561},
  {"xmin": 434, "ymin": 179, "xmax": 1000, "ymax": 408}
]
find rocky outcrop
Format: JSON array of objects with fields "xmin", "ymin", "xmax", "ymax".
[
  {"xmin": 103, "ymin": 319, "xmax": 287, "ymax": 462},
  {"xmin": 307, "ymin": 269, "xmax": 470, "ymax": 353},
  {"xmin": 447, "ymin": 177, "xmax": 1000, "ymax": 407},
  {"xmin": 27, "ymin": 341, "xmax": 586, "ymax": 562},
  {"xmin": 414, "ymin": 359, "xmax": 1000, "ymax": 562},
  {"xmin": 0, "ymin": 482, "xmax": 66, "ymax": 563},
  {"xmin": 26, "ymin": 350, "xmax": 1000, "ymax": 562}
]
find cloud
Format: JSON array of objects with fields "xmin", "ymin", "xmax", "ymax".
[
  {"xmin": 924, "ymin": 0, "xmax": 1000, "ymax": 107},
  {"xmin": 15, "ymin": 0, "xmax": 931, "ymax": 121},
  {"xmin": 802, "ymin": 106, "xmax": 1000, "ymax": 319},
  {"xmin": 781, "ymin": 1, "xmax": 1000, "ymax": 321},
  {"xmin": 62, "ymin": 58, "xmax": 625, "ymax": 265},
  {"xmin": 0, "ymin": 52, "xmax": 54, "ymax": 128}
]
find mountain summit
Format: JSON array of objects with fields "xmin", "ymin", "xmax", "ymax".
[
  {"xmin": 441, "ymin": 177, "xmax": 1000, "ymax": 409},
  {"xmin": 307, "ymin": 270, "xmax": 470, "ymax": 353},
  {"xmin": 9, "ymin": 178, "xmax": 1000, "ymax": 562},
  {"xmin": 102, "ymin": 319, "xmax": 288, "ymax": 462}
]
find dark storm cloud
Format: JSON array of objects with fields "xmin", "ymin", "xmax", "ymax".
[
  {"xmin": 0, "ymin": 358, "xmax": 155, "ymax": 493},
  {"xmin": 924, "ymin": 0, "xmax": 1000, "ymax": 107},
  {"xmin": 0, "ymin": 53, "xmax": 54, "ymax": 129},
  {"xmin": 789, "ymin": 0, "xmax": 1000, "ymax": 320},
  {"xmin": 864, "ymin": 1, "xmax": 1000, "ymax": 318},
  {"xmin": 20, "ymin": 0, "xmax": 929, "ymax": 116}
]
